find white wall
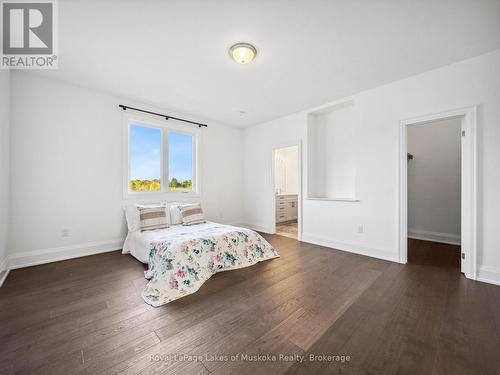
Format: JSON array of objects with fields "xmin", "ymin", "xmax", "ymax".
[
  {"xmin": 308, "ymin": 103, "xmax": 357, "ymax": 199},
  {"xmin": 8, "ymin": 73, "xmax": 243, "ymax": 267},
  {"xmin": 407, "ymin": 119, "xmax": 461, "ymax": 244},
  {"xmin": 242, "ymin": 50, "xmax": 500, "ymax": 283},
  {"xmin": 275, "ymin": 146, "xmax": 298, "ymax": 194},
  {"xmin": 0, "ymin": 70, "xmax": 10, "ymax": 281}
]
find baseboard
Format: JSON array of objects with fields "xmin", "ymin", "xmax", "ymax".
[
  {"xmin": 301, "ymin": 232, "xmax": 399, "ymax": 263},
  {"xmin": 0, "ymin": 256, "xmax": 10, "ymax": 287},
  {"xmin": 8, "ymin": 238, "xmax": 124, "ymax": 270},
  {"xmin": 408, "ymin": 229, "xmax": 461, "ymax": 246},
  {"xmin": 477, "ymin": 265, "xmax": 500, "ymax": 286},
  {"xmin": 238, "ymin": 223, "xmax": 275, "ymax": 234}
]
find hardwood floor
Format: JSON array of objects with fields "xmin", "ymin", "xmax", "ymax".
[
  {"xmin": 276, "ymin": 221, "xmax": 298, "ymax": 239},
  {"xmin": 1, "ymin": 236, "xmax": 499, "ymax": 375}
]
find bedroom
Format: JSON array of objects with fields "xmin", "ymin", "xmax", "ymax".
[{"xmin": 1, "ymin": 1, "xmax": 500, "ymax": 374}]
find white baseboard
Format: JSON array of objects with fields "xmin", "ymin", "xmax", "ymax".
[
  {"xmin": 477, "ymin": 265, "xmax": 500, "ymax": 286},
  {"xmin": 0, "ymin": 256, "xmax": 10, "ymax": 287},
  {"xmin": 301, "ymin": 232, "xmax": 399, "ymax": 263},
  {"xmin": 8, "ymin": 238, "xmax": 124, "ymax": 270},
  {"xmin": 237, "ymin": 223, "xmax": 274, "ymax": 234},
  {"xmin": 408, "ymin": 229, "xmax": 461, "ymax": 246}
]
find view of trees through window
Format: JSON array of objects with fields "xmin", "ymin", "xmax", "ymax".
[
  {"xmin": 130, "ymin": 179, "xmax": 161, "ymax": 191},
  {"xmin": 129, "ymin": 124, "xmax": 194, "ymax": 192}
]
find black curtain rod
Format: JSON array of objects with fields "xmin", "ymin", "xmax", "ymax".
[{"xmin": 119, "ymin": 104, "xmax": 208, "ymax": 128}]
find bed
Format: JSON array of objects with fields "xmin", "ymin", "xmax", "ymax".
[{"xmin": 123, "ymin": 221, "xmax": 279, "ymax": 307}]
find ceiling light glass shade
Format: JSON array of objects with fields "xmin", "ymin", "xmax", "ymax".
[{"xmin": 229, "ymin": 43, "xmax": 257, "ymax": 64}]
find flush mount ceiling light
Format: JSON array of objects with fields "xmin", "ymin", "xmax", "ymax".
[{"xmin": 229, "ymin": 43, "xmax": 257, "ymax": 64}]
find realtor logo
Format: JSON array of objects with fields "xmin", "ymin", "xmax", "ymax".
[{"xmin": 1, "ymin": 0, "xmax": 58, "ymax": 69}]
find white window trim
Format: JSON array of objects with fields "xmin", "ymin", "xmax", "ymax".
[{"xmin": 122, "ymin": 111, "xmax": 201, "ymax": 200}]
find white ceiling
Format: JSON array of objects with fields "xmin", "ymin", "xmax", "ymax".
[{"xmin": 39, "ymin": 0, "xmax": 500, "ymax": 127}]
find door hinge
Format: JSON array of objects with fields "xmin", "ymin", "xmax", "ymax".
[
  {"xmin": 461, "ymin": 253, "xmax": 465, "ymax": 259},
  {"xmin": 462, "ymin": 130, "xmax": 466, "ymax": 137}
]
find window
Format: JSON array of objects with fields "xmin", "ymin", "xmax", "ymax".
[
  {"xmin": 168, "ymin": 132, "xmax": 193, "ymax": 191},
  {"xmin": 125, "ymin": 117, "xmax": 198, "ymax": 196},
  {"xmin": 129, "ymin": 125, "xmax": 162, "ymax": 192}
]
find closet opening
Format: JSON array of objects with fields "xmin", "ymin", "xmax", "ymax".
[
  {"xmin": 399, "ymin": 107, "xmax": 477, "ymax": 279},
  {"xmin": 407, "ymin": 118, "xmax": 462, "ymax": 270}
]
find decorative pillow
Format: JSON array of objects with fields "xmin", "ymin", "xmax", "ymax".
[
  {"xmin": 124, "ymin": 203, "xmax": 169, "ymax": 232},
  {"xmin": 138, "ymin": 205, "xmax": 169, "ymax": 231},
  {"xmin": 179, "ymin": 203, "xmax": 206, "ymax": 226}
]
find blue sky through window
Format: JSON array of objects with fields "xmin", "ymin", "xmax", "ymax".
[
  {"xmin": 130, "ymin": 125, "xmax": 161, "ymax": 180},
  {"xmin": 169, "ymin": 132, "xmax": 193, "ymax": 182},
  {"xmin": 130, "ymin": 125, "xmax": 193, "ymax": 183}
]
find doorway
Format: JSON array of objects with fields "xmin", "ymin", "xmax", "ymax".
[
  {"xmin": 399, "ymin": 107, "xmax": 477, "ymax": 279},
  {"xmin": 407, "ymin": 118, "xmax": 461, "ymax": 270},
  {"xmin": 273, "ymin": 143, "xmax": 301, "ymax": 240}
]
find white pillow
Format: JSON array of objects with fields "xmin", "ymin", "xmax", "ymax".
[
  {"xmin": 167, "ymin": 202, "xmax": 192, "ymax": 225},
  {"xmin": 124, "ymin": 203, "xmax": 169, "ymax": 232}
]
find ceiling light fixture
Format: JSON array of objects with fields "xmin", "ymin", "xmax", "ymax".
[{"xmin": 229, "ymin": 43, "xmax": 257, "ymax": 64}]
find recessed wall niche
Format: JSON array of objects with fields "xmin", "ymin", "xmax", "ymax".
[{"xmin": 307, "ymin": 100, "xmax": 358, "ymax": 201}]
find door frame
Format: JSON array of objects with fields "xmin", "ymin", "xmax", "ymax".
[
  {"xmin": 399, "ymin": 106, "xmax": 477, "ymax": 279},
  {"xmin": 271, "ymin": 140, "xmax": 302, "ymax": 241}
]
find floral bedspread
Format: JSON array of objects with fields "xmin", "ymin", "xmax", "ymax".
[{"xmin": 142, "ymin": 224, "xmax": 279, "ymax": 307}]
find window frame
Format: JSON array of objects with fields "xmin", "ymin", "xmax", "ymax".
[{"xmin": 123, "ymin": 112, "xmax": 200, "ymax": 199}]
